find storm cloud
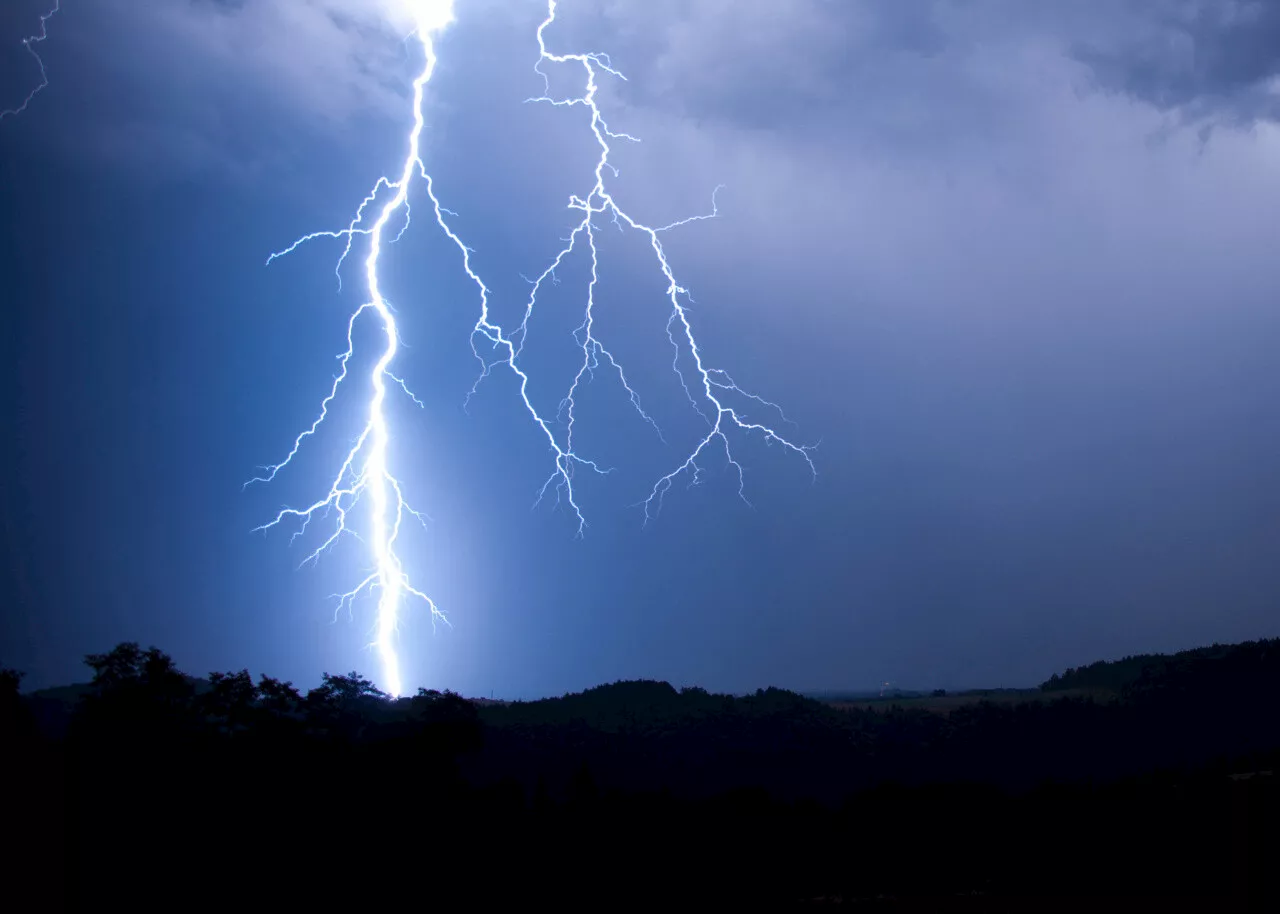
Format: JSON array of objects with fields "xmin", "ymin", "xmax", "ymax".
[{"xmin": 1073, "ymin": 0, "xmax": 1280, "ymax": 124}]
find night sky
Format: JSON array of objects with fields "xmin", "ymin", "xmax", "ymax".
[{"xmin": 3, "ymin": 0, "xmax": 1279, "ymax": 698}]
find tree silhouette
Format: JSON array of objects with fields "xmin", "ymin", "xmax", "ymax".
[
  {"xmin": 315, "ymin": 670, "xmax": 387, "ymax": 704},
  {"xmin": 201, "ymin": 669, "xmax": 258, "ymax": 735},
  {"xmin": 77, "ymin": 643, "xmax": 195, "ymax": 740},
  {"xmin": 0, "ymin": 667, "xmax": 35, "ymax": 742}
]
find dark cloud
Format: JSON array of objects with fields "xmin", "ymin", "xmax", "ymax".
[
  {"xmin": 562, "ymin": 0, "xmax": 1037, "ymax": 161},
  {"xmin": 1074, "ymin": 0, "xmax": 1280, "ymax": 123}
]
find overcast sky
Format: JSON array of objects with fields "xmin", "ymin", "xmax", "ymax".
[{"xmin": 2, "ymin": 0, "xmax": 1278, "ymax": 697}]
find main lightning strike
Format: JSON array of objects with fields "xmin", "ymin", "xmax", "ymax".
[
  {"xmin": 469, "ymin": 0, "xmax": 815, "ymax": 528},
  {"xmin": 249, "ymin": 0, "xmax": 461, "ymax": 699},
  {"xmin": 1, "ymin": 0, "xmax": 60, "ymax": 122},
  {"xmin": 250, "ymin": 0, "xmax": 814, "ymax": 695}
]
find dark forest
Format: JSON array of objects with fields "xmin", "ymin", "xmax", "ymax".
[{"xmin": 5, "ymin": 638, "xmax": 1278, "ymax": 910}]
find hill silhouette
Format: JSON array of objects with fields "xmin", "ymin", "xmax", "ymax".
[
  {"xmin": 1039, "ymin": 640, "xmax": 1267, "ymax": 694},
  {"xmin": 4, "ymin": 638, "xmax": 1278, "ymax": 910}
]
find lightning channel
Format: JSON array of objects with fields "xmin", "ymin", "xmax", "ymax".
[
  {"xmin": 248, "ymin": 0, "xmax": 815, "ymax": 694},
  {"xmin": 249, "ymin": 0, "xmax": 460, "ymax": 699},
  {"xmin": 468, "ymin": 0, "xmax": 816, "ymax": 528},
  {"xmin": 1, "ymin": 0, "xmax": 60, "ymax": 122}
]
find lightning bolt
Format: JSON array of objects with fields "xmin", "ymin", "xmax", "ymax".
[
  {"xmin": 249, "ymin": 0, "xmax": 462, "ymax": 699},
  {"xmin": 249, "ymin": 0, "xmax": 815, "ymax": 697},
  {"xmin": 1, "ymin": 0, "xmax": 60, "ymax": 122},
  {"xmin": 468, "ymin": 0, "xmax": 816, "ymax": 531}
]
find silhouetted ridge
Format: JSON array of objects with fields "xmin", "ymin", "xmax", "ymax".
[
  {"xmin": 5, "ymin": 636, "xmax": 1278, "ymax": 907},
  {"xmin": 1040, "ymin": 636, "xmax": 1280, "ymax": 693}
]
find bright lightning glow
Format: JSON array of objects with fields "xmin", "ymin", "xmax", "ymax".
[
  {"xmin": 249, "ymin": 0, "xmax": 459, "ymax": 699},
  {"xmin": 1, "ymin": 0, "xmax": 60, "ymax": 122},
  {"xmin": 401, "ymin": 0, "xmax": 455, "ymax": 34},
  {"xmin": 468, "ymin": 0, "xmax": 816, "ymax": 529}
]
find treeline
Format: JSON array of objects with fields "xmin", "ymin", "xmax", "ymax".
[
  {"xmin": 4, "ymin": 638, "xmax": 1279, "ymax": 909},
  {"xmin": 1039, "ymin": 637, "xmax": 1278, "ymax": 693}
]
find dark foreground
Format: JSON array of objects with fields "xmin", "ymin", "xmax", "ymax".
[{"xmin": 5, "ymin": 638, "xmax": 1278, "ymax": 910}]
